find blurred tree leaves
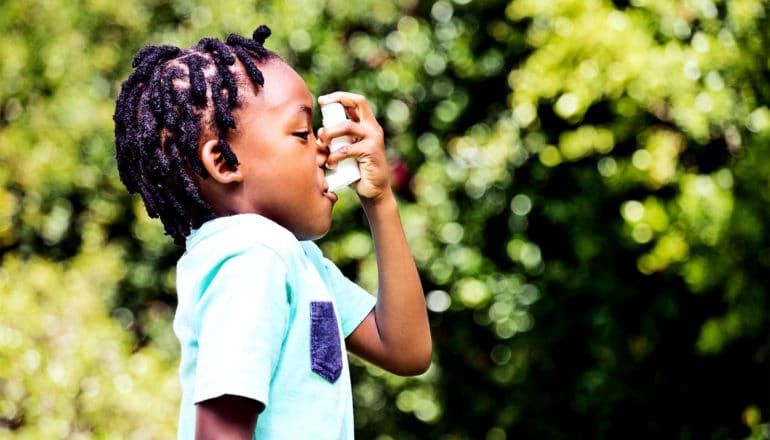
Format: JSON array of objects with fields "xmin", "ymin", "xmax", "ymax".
[
  {"xmin": 1, "ymin": 0, "xmax": 768, "ymax": 438},
  {"xmin": 0, "ymin": 249, "xmax": 179, "ymax": 438}
]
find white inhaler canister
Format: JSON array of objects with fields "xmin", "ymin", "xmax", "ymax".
[{"xmin": 321, "ymin": 102, "xmax": 360, "ymax": 191}]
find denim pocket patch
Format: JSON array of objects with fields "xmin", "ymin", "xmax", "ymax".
[{"xmin": 310, "ymin": 301, "xmax": 343, "ymax": 383}]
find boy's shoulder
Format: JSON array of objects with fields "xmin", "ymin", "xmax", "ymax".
[{"xmin": 185, "ymin": 214, "xmax": 303, "ymax": 259}]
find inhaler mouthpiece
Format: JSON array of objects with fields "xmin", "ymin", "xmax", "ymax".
[{"xmin": 321, "ymin": 102, "xmax": 360, "ymax": 192}]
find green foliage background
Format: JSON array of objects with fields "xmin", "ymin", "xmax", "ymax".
[{"xmin": 1, "ymin": 0, "xmax": 768, "ymax": 438}]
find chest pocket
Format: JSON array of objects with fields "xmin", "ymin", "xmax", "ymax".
[{"xmin": 310, "ymin": 301, "xmax": 343, "ymax": 383}]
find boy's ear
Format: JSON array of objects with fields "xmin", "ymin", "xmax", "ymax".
[{"xmin": 199, "ymin": 139, "xmax": 243, "ymax": 184}]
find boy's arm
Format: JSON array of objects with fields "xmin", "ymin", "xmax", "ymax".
[
  {"xmin": 318, "ymin": 92, "xmax": 432, "ymax": 376},
  {"xmin": 346, "ymin": 191, "xmax": 432, "ymax": 375},
  {"xmin": 195, "ymin": 395, "xmax": 263, "ymax": 440}
]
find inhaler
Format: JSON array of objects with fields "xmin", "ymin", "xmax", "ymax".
[{"xmin": 321, "ymin": 102, "xmax": 360, "ymax": 191}]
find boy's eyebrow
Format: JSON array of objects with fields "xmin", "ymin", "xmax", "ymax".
[{"xmin": 297, "ymin": 105, "xmax": 313, "ymax": 118}]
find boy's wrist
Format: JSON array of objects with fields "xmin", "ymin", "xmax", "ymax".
[{"xmin": 360, "ymin": 187, "xmax": 398, "ymax": 213}]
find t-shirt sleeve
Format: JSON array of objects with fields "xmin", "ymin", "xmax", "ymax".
[
  {"xmin": 302, "ymin": 242, "xmax": 376, "ymax": 337},
  {"xmin": 192, "ymin": 246, "xmax": 289, "ymax": 407}
]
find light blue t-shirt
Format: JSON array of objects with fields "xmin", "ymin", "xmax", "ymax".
[{"xmin": 173, "ymin": 214, "xmax": 376, "ymax": 439}]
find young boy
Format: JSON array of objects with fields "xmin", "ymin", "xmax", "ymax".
[{"xmin": 113, "ymin": 26, "xmax": 431, "ymax": 439}]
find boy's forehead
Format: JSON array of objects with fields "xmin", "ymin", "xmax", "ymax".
[{"xmin": 255, "ymin": 60, "xmax": 314, "ymax": 113}]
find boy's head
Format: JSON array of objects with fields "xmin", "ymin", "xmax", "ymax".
[{"xmin": 114, "ymin": 26, "xmax": 336, "ymax": 244}]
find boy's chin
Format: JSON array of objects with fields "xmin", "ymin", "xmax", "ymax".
[{"xmin": 295, "ymin": 222, "xmax": 332, "ymax": 241}]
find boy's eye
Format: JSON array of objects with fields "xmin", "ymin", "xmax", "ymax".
[{"xmin": 293, "ymin": 131, "xmax": 310, "ymax": 141}]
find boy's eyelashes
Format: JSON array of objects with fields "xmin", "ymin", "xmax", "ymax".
[{"xmin": 293, "ymin": 131, "xmax": 310, "ymax": 141}]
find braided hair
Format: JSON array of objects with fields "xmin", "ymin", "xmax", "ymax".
[{"xmin": 113, "ymin": 25, "xmax": 277, "ymax": 245}]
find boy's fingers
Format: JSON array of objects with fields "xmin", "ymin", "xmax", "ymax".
[
  {"xmin": 318, "ymin": 119, "xmax": 383, "ymax": 148},
  {"xmin": 318, "ymin": 91, "xmax": 364, "ymax": 106},
  {"xmin": 318, "ymin": 92, "xmax": 375, "ymax": 123},
  {"xmin": 325, "ymin": 146, "xmax": 350, "ymax": 168},
  {"xmin": 325, "ymin": 142, "xmax": 366, "ymax": 170},
  {"xmin": 325, "ymin": 133, "xmax": 382, "ymax": 164},
  {"xmin": 318, "ymin": 120, "xmax": 366, "ymax": 145}
]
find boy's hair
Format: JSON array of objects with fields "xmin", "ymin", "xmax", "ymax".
[{"xmin": 113, "ymin": 25, "xmax": 278, "ymax": 244}]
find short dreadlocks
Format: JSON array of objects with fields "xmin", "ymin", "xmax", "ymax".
[{"xmin": 113, "ymin": 25, "xmax": 278, "ymax": 245}]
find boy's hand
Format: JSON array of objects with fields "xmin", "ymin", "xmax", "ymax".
[
  {"xmin": 320, "ymin": 93, "xmax": 432, "ymax": 376},
  {"xmin": 317, "ymin": 92, "xmax": 390, "ymax": 201}
]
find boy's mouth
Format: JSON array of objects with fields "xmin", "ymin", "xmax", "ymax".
[
  {"xmin": 323, "ymin": 188, "xmax": 338, "ymax": 203},
  {"xmin": 324, "ymin": 191, "xmax": 337, "ymax": 203}
]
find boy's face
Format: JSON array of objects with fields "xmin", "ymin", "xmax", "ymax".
[{"xmin": 225, "ymin": 59, "xmax": 336, "ymax": 240}]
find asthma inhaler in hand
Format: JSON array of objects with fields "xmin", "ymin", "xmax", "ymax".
[{"xmin": 321, "ymin": 102, "xmax": 360, "ymax": 191}]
